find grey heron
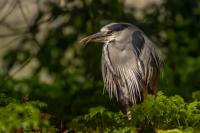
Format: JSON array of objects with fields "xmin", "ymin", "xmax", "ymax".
[{"xmin": 80, "ymin": 22, "xmax": 163, "ymax": 119}]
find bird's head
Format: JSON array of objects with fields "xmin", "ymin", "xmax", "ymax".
[{"xmin": 80, "ymin": 23, "xmax": 131, "ymax": 45}]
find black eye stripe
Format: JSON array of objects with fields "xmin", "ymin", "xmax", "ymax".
[{"xmin": 107, "ymin": 24, "xmax": 129, "ymax": 31}]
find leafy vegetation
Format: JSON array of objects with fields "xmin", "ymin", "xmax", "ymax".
[
  {"xmin": 0, "ymin": 0, "xmax": 199, "ymax": 132},
  {"xmin": 70, "ymin": 92, "xmax": 200, "ymax": 132},
  {"xmin": 0, "ymin": 94, "xmax": 55, "ymax": 132}
]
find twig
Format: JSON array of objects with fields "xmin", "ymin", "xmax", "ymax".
[
  {"xmin": 0, "ymin": 36, "xmax": 21, "ymax": 50},
  {"xmin": 0, "ymin": 21, "xmax": 26, "ymax": 32},
  {"xmin": 0, "ymin": 32, "xmax": 28, "ymax": 38},
  {"xmin": 17, "ymin": 0, "xmax": 29, "ymax": 27},
  {"xmin": 0, "ymin": 0, "xmax": 8, "ymax": 13},
  {"xmin": 0, "ymin": 0, "xmax": 18, "ymax": 24},
  {"xmin": 9, "ymin": 55, "xmax": 33, "ymax": 78}
]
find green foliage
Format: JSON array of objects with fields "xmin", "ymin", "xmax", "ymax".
[
  {"xmin": 131, "ymin": 92, "xmax": 200, "ymax": 129},
  {"xmin": 70, "ymin": 106, "xmax": 134, "ymax": 132},
  {"xmin": 0, "ymin": 93, "xmax": 16, "ymax": 106},
  {"xmin": 70, "ymin": 92, "xmax": 200, "ymax": 132},
  {"xmin": 0, "ymin": 95, "xmax": 55, "ymax": 132},
  {"xmin": 157, "ymin": 128, "xmax": 194, "ymax": 133},
  {"xmin": 192, "ymin": 91, "xmax": 200, "ymax": 101}
]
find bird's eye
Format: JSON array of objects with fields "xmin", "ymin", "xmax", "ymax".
[{"xmin": 106, "ymin": 30, "xmax": 113, "ymax": 34}]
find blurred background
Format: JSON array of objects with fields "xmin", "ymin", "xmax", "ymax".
[{"xmin": 0, "ymin": 0, "xmax": 199, "ymax": 131}]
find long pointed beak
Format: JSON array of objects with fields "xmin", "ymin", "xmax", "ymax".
[{"xmin": 80, "ymin": 32, "xmax": 111, "ymax": 45}]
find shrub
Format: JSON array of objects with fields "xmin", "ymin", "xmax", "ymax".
[
  {"xmin": 70, "ymin": 92, "xmax": 200, "ymax": 132},
  {"xmin": 0, "ymin": 94, "xmax": 56, "ymax": 132}
]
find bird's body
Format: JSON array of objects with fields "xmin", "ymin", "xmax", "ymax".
[{"xmin": 80, "ymin": 23, "xmax": 163, "ymax": 117}]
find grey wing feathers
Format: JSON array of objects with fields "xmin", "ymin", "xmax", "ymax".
[
  {"xmin": 101, "ymin": 30, "xmax": 163, "ymax": 105},
  {"xmin": 131, "ymin": 30, "xmax": 163, "ymax": 84},
  {"xmin": 115, "ymin": 64, "xmax": 144, "ymax": 104},
  {"xmin": 102, "ymin": 58, "xmax": 144, "ymax": 104},
  {"xmin": 139, "ymin": 34, "xmax": 163, "ymax": 93},
  {"xmin": 102, "ymin": 45, "xmax": 144, "ymax": 104},
  {"xmin": 101, "ymin": 52, "xmax": 118, "ymax": 99}
]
